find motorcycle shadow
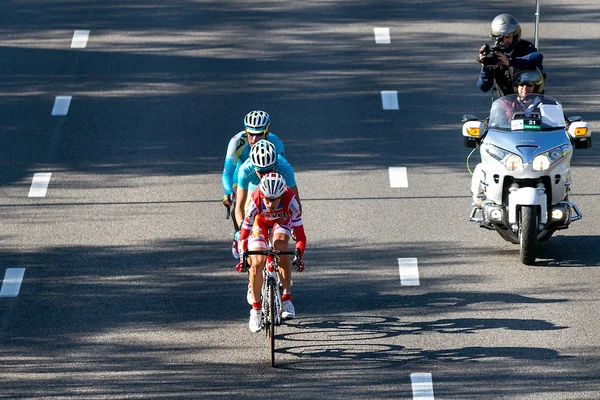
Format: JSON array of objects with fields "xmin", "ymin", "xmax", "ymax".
[{"xmin": 536, "ymin": 235, "xmax": 600, "ymax": 267}]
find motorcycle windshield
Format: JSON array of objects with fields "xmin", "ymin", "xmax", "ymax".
[{"xmin": 488, "ymin": 94, "xmax": 566, "ymax": 131}]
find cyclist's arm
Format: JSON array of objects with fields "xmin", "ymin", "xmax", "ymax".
[
  {"xmin": 235, "ymin": 162, "xmax": 252, "ymax": 224},
  {"xmin": 222, "ymin": 133, "xmax": 246, "ymax": 196},
  {"xmin": 235, "ymin": 186, "xmax": 248, "ymax": 226},
  {"xmin": 289, "ymin": 185, "xmax": 301, "ymax": 214},
  {"xmin": 268, "ymin": 133, "xmax": 286, "ymax": 157},
  {"xmin": 292, "ymin": 224, "xmax": 306, "ymax": 255},
  {"xmin": 238, "ymin": 201, "xmax": 258, "ymax": 253},
  {"xmin": 277, "ymin": 156, "xmax": 301, "ymax": 211},
  {"xmin": 289, "ymin": 195, "xmax": 306, "ymax": 254}
]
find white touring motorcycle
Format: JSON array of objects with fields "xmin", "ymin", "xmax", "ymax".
[{"xmin": 463, "ymin": 94, "xmax": 592, "ymax": 264}]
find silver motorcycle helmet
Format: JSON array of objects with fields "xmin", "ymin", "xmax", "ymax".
[
  {"xmin": 513, "ymin": 67, "xmax": 544, "ymax": 94},
  {"xmin": 489, "ymin": 14, "xmax": 522, "ymax": 51}
]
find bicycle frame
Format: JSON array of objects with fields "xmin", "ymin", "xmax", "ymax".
[
  {"xmin": 243, "ymin": 249, "xmax": 295, "ymax": 326},
  {"xmin": 243, "ymin": 248, "xmax": 296, "ymax": 367}
]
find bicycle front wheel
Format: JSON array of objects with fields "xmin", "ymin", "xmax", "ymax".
[{"xmin": 268, "ymin": 279, "xmax": 276, "ymax": 367}]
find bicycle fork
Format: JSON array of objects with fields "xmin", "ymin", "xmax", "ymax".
[{"xmin": 262, "ymin": 259, "xmax": 283, "ymax": 327}]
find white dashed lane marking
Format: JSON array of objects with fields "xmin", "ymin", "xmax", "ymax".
[
  {"xmin": 28, "ymin": 173, "xmax": 52, "ymax": 198},
  {"xmin": 388, "ymin": 166, "xmax": 408, "ymax": 188},
  {"xmin": 0, "ymin": 268, "xmax": 26, "ymax": 297},
  {"xmin": 411, "ymin": 372, "xmax": 435, "ymax": 399},
  {"xmin": 381, "ymin": 90, "xmax": 399, "ymax": 110},
  {"xmin": 51, "ymin": 96, "xmax": 72, "ymax": 116},
  {"xmin": 398, "ymin": 258, "xmax": 420, "ymax": 286},
  {"xmin": 373, "ymin": 27, "xmax": 391, "ymax": 44},
  {"xmin": 71, "ymin": 30, "xmax": 90, "ymax": 48}
]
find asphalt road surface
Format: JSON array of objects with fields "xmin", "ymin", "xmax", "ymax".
[{"xmin": 1, "ymin": 1, "xmax": 599, "ymax": 399}]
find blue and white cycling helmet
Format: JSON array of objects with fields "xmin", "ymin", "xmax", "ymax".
[
  {"xmin": 260, "ymin": 173, "xmax": 287, "ymax": 199},
  {"xmin": 250, "ymin": 139, "xmax": 278, "ymax": 172},
  {"xmin": 244, "ymin": 110, "xmax": 271, "ymax": 134}
]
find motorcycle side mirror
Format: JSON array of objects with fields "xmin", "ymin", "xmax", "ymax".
[
  {"xmin": 462, "ymin": 114, "xmax": 478, "ymax": 123},
  {"xmin": 462, "ymin": 120, "xmax": 485, "ymax": 148},
  {"xmin": 567, "ymin": 116, "xmax": 583, "ymax": 123},
  {"xmin": 567, "ymin": 121, "xmax": 592, "ymax": 149}
]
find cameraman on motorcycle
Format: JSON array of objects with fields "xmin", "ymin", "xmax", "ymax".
[{"xmin": 477, "ymin": 14, "xmax": 544, "ymax": 98}]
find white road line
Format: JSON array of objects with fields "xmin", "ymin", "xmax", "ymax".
[
  {"xmin": 0, "ymin": 268, "xmax": 26, "ymax": 297},
  {"xmin": 411, "ymin": 373, "xmax": 435, "ymax": 400},
  {"xmin": 381, "ymin": 90, "xmax": 399, "ymax": 110},
  {"xmin": 51, "ymin": 96, "xmax": 72, "ymax": 116},
  {"xmin": 71, "ymin": 30, "xmax": 90, "ymax": 48},
  {"xmin": 373, "ymin": 27, "xmax": 391, "ymax": 44},
  {"xmin": 389, "ymin": 166, "xmax": 408, "ymax": 188},
  {"xmin": 398, "ymin": 258, "xmax": 420, "ymax": 286},
  {"xmin": 28, "ymin": 173, "xmax": 52, "ymax": 198}
]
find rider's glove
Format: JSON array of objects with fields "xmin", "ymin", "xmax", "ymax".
[
  {"xmin": 292, "ymin": 249, "xmax": 305, "ymax": 272},
  {"xmin": 235, "ymin": 260, "xmax": 247, "ymax": 273},
  {"xmin": 222, "ymin": 192, "xmax": 235, "ymax": 207}
]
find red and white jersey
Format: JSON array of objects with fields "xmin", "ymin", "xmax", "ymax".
[
  {"xmin": 239, "ymin": 187, "xmax": 306, "ymax": 254},
  {"xmin": 241, "ymin": 187, "xmax": 302, "ymax": 229}
]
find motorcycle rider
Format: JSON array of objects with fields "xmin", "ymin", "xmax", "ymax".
[
  {"xmin": 236, "ymin": 173, "xmax": 306, "ymax": 332},
  {"xmin": 472, "ymin": 68, "xmax": 546, "ymax": 206},
  {"xmin": 493, "ymin": 68, "xmax": 546, "ymax": 125},
  {"xmin": 477, "ymin": 14, "xmax": 544, "ymax": 98},
  {"xmin": 221, "ymin": 110, "xmax": 285, "ymax": 259}
]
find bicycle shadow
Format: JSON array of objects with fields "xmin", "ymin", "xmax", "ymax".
[{"xmin": 273, "ymin": 314, "xmax": 569, "ymax": 370}]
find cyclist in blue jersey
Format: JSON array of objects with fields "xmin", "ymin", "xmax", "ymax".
[
  {"xmin": 235, "ymin": 140, "xmax": 301, "ymax": 232},
  {"xmin": 221, "ymin": 110, "xmax": 285, "ymax": 258}
]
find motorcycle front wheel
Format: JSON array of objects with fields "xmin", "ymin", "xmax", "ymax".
[{"xmin": 519, "ymin": 205, "xmax": 538, "ymax": 265}]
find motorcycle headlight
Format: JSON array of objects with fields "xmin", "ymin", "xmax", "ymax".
[
  {"xmin": 532, "ymin": 145, "xmax": 569, "ymax": 171},
  {"xmin": 532, "ymin": 154, "xmax": 550, "ymax": 171},
  {"xmin": 484, "ymin": 144, "xmax": 524, "ymax": 171},
  {"xmin": 505, "ymin": 154, "xmax": 523, "ymax": 171}
]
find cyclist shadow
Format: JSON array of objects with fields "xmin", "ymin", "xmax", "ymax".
[{"xmin": 274, "ymin": 314, "xmax": 569, "ymax": 369}]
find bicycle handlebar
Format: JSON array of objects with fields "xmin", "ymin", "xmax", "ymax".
[
  {"xmin": 243, "ymin": 249, "xmax": 302, "ymax": 268},
  {"xmin": 244, "ymin": 249, "xmax": 298, "ymax": 257}
]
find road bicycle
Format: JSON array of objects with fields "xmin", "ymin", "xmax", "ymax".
[{"xmin": 242, "ymin": 248, "xmax": 299, "ymax": 367}]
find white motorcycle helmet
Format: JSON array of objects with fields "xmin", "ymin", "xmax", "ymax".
[
  {"xmin": 489, "ymin": 14, "xmax": 522, "ymax": 51},
  {"xmin": 514, "ymin": 67, "xmax": 544, "ymax": 94}
]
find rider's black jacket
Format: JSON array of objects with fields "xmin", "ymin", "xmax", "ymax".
[{"xmin": 477, "ymin": 40, "xmax": 543, "ymax": 98}]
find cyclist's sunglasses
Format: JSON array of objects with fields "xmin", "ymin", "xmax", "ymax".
[
  {"xmin": 245, "ymin": 129, "xmax": 268, "ymax": 136},
  {"xmin": 518, "ymin": 82, "xmax": 534, "ymax": 87}
]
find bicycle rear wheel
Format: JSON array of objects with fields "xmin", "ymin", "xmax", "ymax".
[{"xmin": 268, "ymin": 279, "xmax": 276, "ymax": 367}]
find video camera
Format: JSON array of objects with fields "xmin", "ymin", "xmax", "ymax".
[{"xmin": 480, "ymin": 44, "xmax": 504, "ymax": 67}]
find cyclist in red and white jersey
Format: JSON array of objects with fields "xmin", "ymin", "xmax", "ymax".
[{"xmin": 236, "ymin": 173, "xmax": 306, "ymax": 333}]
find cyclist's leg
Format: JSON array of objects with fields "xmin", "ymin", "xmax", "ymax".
[
  {"xmin": 273, "ymin": 224, "xmax": 295, "ymax": 319},
  {"xmin": 272, "ymin": 224, "xmax": 292, "ymax": 292},
  {"xmin": 248, "ymin": 220, "xmax": 269, "ymax": 306}
]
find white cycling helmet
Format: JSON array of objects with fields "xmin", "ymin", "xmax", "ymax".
[
  {"xmin": 244, "ymin": 110, "xmax": 271, "ymax": 134},
  {"xmin": 250, "ymin": 139, "xmax": 277, "ymax": 172},
  {"xmin": 260, "ymin": 173, "xmax": 287, "ymax": 199}
]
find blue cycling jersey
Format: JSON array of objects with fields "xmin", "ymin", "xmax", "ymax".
[
  {"xmin": 221, "ymin": 132, "xmax": 284, "ymax": 195},
  {"xmin": 237, "ymin": 155, "xmax": 296, "ymax": 194}
]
